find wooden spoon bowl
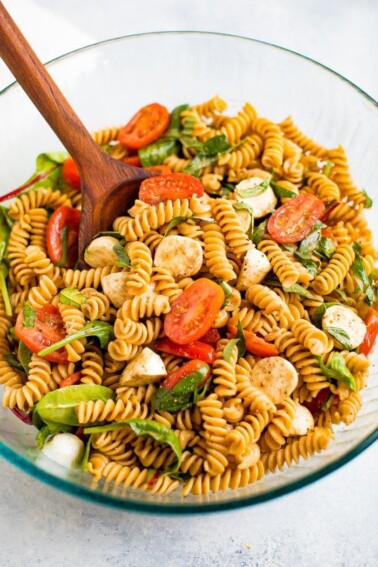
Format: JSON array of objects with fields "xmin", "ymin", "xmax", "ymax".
[{"xmin": 0, "ymin": 2, "xmax": 154, "ymax": 261}]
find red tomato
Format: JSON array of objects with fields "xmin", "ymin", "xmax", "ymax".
[
  {"xmin": 320, "ymin": 201, "xmax": 340, "ymax": 222},
  {"xmin": 198, "ymin": 328, "xmax": 221, "ymax": 348},
  {"xmin": 268, "ymin": 193, "xmax": 325, "ymax": 244},
  {"xmin": 60, "ymin": 371, "xmax": 82, "ymax": 388},
  {"xmin": 15, "ymin": 305, "xmax": 68, "ymax": 364},
  {"xmin": 155, "ymin": 338, "xmax": 216, "ymax": 364},
  {"xmin": 118, "ymin": 103, "xmax": 170, "ymax": 150},
  {"xmin": 144, "ymin": 165, "xmax": 172, "ymax": 176},
  {"xmin": 302, "ymin": 389, "xmax": 339, "ymax": 416},
  {"xmin": 122, "ymin": 156, "xmax": 142, "ymax": 167},
  {"xmin": 138, "ymin": 172, "xmax": 204, "ymax": 205},
  {"xmin": 359, "ymin": 308, "xmax": 378, "ymax": 356},
  {"xmin": 321, "ymin": 227, "xmax": 338, "ymax": 246},
  {"xmin": 46, "ymin": 206, "xmax": 81, "ymax": 267},
  {"xmin": 228, "ymin": 325, "xmax": 279, "ymax": 357},
  {"xmin": 161, "ymin": 359, "xmax": 211, "ymax": 390},
  {"xmin": 62, "ymin": 157, "xmax": 81, "ymax": 190},
  {"xmin": 164, "ymin": 278, "xmax": 225, "ymax": 345}
]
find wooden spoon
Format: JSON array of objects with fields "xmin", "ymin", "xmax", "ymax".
[{"xmin": 0, "ymin": 2, "xmax": 154, "ymax": 263}]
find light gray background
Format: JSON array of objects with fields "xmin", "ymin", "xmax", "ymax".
[{"xmin": 0, "ymin": 1, "xmax": 377, "ymax": 566}]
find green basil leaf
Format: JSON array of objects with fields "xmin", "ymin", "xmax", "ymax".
[
  {"xmin": 151, "ymin": 365, "xmax": 211, "ymax": 413},
  {"xmin": 23, "ymin": 303, "xmax": 36, "ymax": 328},
  {"xmin": 183, "ymin": 134, "xmax": 232, "ymax": 177},
  {"xmin": 193, "ymin": 377, "xmax": 212, "ymax": 404},
  {"xmin": 271, "ymin": 180, "xmax": 297, "ymax": 200},
  {"xmin": 235, "ymin": 176, "xmax": 271, "ymax": 199},
  {"xmin": 201, "ymin": 134, "xmax": 231, "ymax": 155},
  {"xmin": 0, "ymin": 263, "xmax": 12, "ymax": 317},
  {"xmin": 138, "ymin": 138, "xmax": 180, "ymax": 167},
  {"xmin": 321, "ymin": 392, "xmax": 335, "ymax": 411},
  {"xmin": 317, "ymin": 353, "xmax": 356, "ymax": 391},
  {"xmin": 35, "ymin": 422, "xmax": 73, "ymax": 450},
  {"xmin": 18, "ymin": 341, "xmax": 33, "ymax": 373},
  {"xmin": 113, "ymin": 242, "xmax": 132, "ymax": 268},
  {"xmin": 295, "ymin": 256, "xmax": 320, "ymax": 277},
  {"xmin": 173, "ymin": 365, "xmax": 210, "ymax": 396},
  {"xmin": 317, "ymin": 236, "xmax": 336, "ymax": 259},
  {"xmin": 93, "ymin": 231, "xmax": 125, "ymax": 242},
  {"xmin": 183, "ymin": 154, "xmax": 216, "ymax": 177},
  {"xmin": 81, "ymin": 434, "xmax": 92, "ymax": 471},
  {"xmin": 220, "ymin": 183, "xmax": 235, "ymax": 196},
  {"xmin": 325, "ymin": 326, "xmax": 353, "ymax": 350},
  {"xmin": 351, "ymin": 243, "xmax": 374, "ymax": 304},
  {"xmin": 323, "ymin": 160, "xmax": 334, "ymax": 177},
  {"xmin": 164, "ymin": 215, "xmax": 214, "ymax": 236},
  {"xmin": 252, "ymin": 220, "xmax": 268, "ymax": 246},
  {"xmin": 233, "ymin": 202, "xmax": 254, "ymax": 240},
  {"xmin": 165, "ymin": 103, "xmax": 190, "ymax": 137},
  {"xmin": 282, "ymin": 284, "xmax": 317, "ymax": 299},
  {"xmin": 236, "ymin": 320, "xmax": 247, "ymax": 358},
  {"xmin": 311, "ymin": 302, "xmax": 340, "ymax": 327},
  {"xmin": 362, "ymin": 189, "xmax": 373, "ymax": 208},
  {"xmin": 223, "ymin": 338, "xmax": 240, "ymax": 362},
  {"xmin": 59, "ymin": 288, "xmax": 87, "ymax": 308},
  {"xmin": 332, "ymin": 288, "xmax": 354, "ymax": 305},
  {"xmin": 0, "ymin": 206, "xmax": 13, "ymax": 261},
  {"xmin": 84, "ymin": 419, "xmax": 182, "ymax": 474},
  {"xmin": 219, "ymin": 280, "xmax": 233, "ymax": 307},
  {"xmin": 38, "ymin": 321, "xmax": 114, "ymax": 357},
  {"xmin": 4, "ymin": 352, "xmax": 24, "ymax": 371},
  {"xmin": 296, "ymin": 224, "xmax": 323, "ymax": 259},
  {"xmin": 35, "ymin": 385, "xmax": 115, "ymax": 426}
]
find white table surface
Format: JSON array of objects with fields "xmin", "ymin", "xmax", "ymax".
[{"xmin": 0, "ymin": 1, "xmax": 377, "ymax": 566}]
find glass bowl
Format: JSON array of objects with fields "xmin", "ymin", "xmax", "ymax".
[{"xmin": 0, "ymin": 32, "xmax": 377, "ymax": 513}]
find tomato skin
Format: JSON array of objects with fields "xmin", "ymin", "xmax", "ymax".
[
  {"xmin": 60, "ymin": 371, "xmax": 82, "ymax": 388},
  {"xmin": 303, "ymin": 389, "xmax": 339, "ymax": 416},
  {"xmin": 15, "ymin": 305, "xmax": 68, "ymax": 364},
  {"xmin": 228, "ymin": 325, "xmax": 279, "ymax": 357},
  {"xmin": 155, "ymin": 338, "xmax": 216, "ymax": 364},
  {"xmin": 268, "ymin": 193, "xmax": 325, "ymax": 244},
  {"xmin": 62, "ymin": 157, "xmax": 81, "ymax": 190},
  {"xmin": 359, "ymin": 308, "xmax": 378, "ymax": 356},
  {"xmin": 122, "ymin": 156, "xmax": 142, "ymax": 167},
  {"xmin": 161, "ymin": 359, "xmax": 211, "ymax": 390},
  {"xmin": 164, "ymin": 278, "xmax": 225, "ymax": 345},
  {"xmin": 46, "ymin": 206, "xmax": 81, "ymax": 267},
  {"xmin": 118, "ymin": 103, "xmax": 170, "ymax": 150},
  {"xmin": 198, "ymin": 328, "xmax": 221, "ymax": 348},
  {"xmin": 138, "ymin": 172, "xmax": 204, "ymax": 205},
  {"xmin": 144, "ymin": 165, "xmax": 171, "ymax": 175}
]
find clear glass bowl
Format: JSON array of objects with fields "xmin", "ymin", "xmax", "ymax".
[{"xmin": 0, "ymin": 32, "xmax": 377, "ymax": 513}]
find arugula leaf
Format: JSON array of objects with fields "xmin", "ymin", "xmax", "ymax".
[
  {"xmin": 113, "ymin": 242, "xmax": 132, "ymax": 268},
  {"xmin": 311, "ymin": 302, "xmax": 340, "ymax": 327},
  {"xmin": 59, "ymin": 288, "xmax": 87, "ymax": 308},
  {"xmin": 235, "ymin": 176, "xmax": 271, "ymax": 199},
  {"xmin": 38, "ymin": 321, "xmax": 114, "ymax": 357},
  {"xmin": 317, "ymin": 236, "xmax": 336, "ymax": 259},
  {"xmin": 164, "ymin": 215, "xmax": 214, "ymax": 236},
  {"xmin": 84, "ymin": 419, "xmax": 182, "ymax": 474},
  {"xmin": 252, "ymin": 220, "xmax": 268, "ymax": 246},
  {"xmin": 323, "ymin": 160, "xmax": 334, "ymax": 177},
  {"xmin": 325, "ymin": 326, "xmax": 353, "ymax": 350},
  {"xmin": 233, "ymin": 202, "xmax": 254, "ymax": 240},
  {"xmin": 23, "ymin": 303, "xmax": 36, "ymax": 328},
  {"xmin": 317, "ymin": 353, "xmax": 356, "ymax": 391},
  {"xmin": 270, "ymin": 180, "xmax": 297, "ymax": 200},
  {"xmin": 18, "ymin": 341, "xmax": 32, "ymax": 373},
  {"xmin": 362, "ymin": 189, "xmax": 373, "ymax": 208},
  {"xmin": 282, "ymin": 284, "xmax": 317, "ymax": 299}
]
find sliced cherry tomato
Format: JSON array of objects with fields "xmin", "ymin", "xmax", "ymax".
[
  {"xmin": 320, "ymin": 201, "xmax": 340, "ymax": 222},
  {"xmin": 302, "ymin": 389, "xmax": 339, "ymax": 416},
  {"xmin": 62, "ymin": 157, "xmax": 81, "ymax": 190},
  {"xmin": 138, "ymin": 172, "xmax": 204, "ymax": 205},
  {"xmin": 60, "ymin": 371, "xmax": 82, "ymax": 388},
  {"xmin": 144, "ymin": 165, "xmax": 172, "ymax": 175},
  {"xmin": 164, "ymin": 278, "xmax": 225, "ymax": 345},
  {"xmin": 268, "ymin": 193, "xmax": 325, "ymax": 244},
  {"xmin": 15, "ymin": 305, "xmax": 68, "ymax": 364},
  {"xmin": 162, "ymin": 359, "xmax": 211, "ymax": 390},
  {"xmin": 155, "ymin": 338, "xmax": 216, "ymax": 364},
  {"xmin": 46, "ymin": 205, "xmax": 81, "ymax": 268},
  {"xmin": 228, "ymin": 325, "xmax": 279, "ymax": 357},
  {"xmin": 118, "ymin": 103, "xmax": 170, "ymax": 150},
  {"xmin": 359, "ymin": 308, "xmax": 378, "ymax": 356},
  {"xmin": 122, "ymin": 156, "xmax": 142, "ymax": 167},
  {"xmin": 199, "ymin": 328, "xmax": 221, "ymax": 348}
]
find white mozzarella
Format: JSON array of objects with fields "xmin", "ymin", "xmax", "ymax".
[
  {"xmin": 120, "ymin": 347, "xmax": 167, "ymax": 386},
  {"xmin": 84, "ymin": 236, "xmax": 120, "ymax": 268},
  {"xmin": 322, "ymin": 305, "xmax": 367, "ymax": 349},
  {"xmin": 289, "ymin": 403, "xmax": 314, "ymax": 436},
  {"xmin": 235, "ymin": 176, "xmax": 277, "ymax": 218},
  {"xmin": 101, "ymin": 272, "xmax": 131, "ymax": 307},
  {"xmin": 42, "ymin": 433, "xmax": 85, "ymax": 469},
  {"xmin": 237, "ymin": 246, "xmax": 271, "ymax": 291},
  {"xmin": 250, "ymin": 356, "xmax": 298, "ymax": 404},
  {"xmin": 154, "ymin": 235, "xmax": 203, "ymax": 278},
  {"xmin": 235, "ymin": 209, "xmax": 252, "ymax": 233}
]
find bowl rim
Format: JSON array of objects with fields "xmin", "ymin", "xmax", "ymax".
[{"xmin": 0, "ymin": 30, "xmax": 377, "ymax": 513}]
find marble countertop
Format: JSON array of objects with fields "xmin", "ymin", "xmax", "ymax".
[{"xmin": 0, "ymin": 1, "xmax": 377, "ymax": 566}]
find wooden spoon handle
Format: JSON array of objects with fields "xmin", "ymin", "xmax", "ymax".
[{"xmin": 0, "ymin": 2, "xmax": 100, "ymax": 168}]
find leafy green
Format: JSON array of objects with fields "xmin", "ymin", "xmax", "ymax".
[
  {"xmin": 81, "ymin": 435, "xmax": 92, "ymax": 471},
  {"xmin": 271, "ymin": 180, "xmax": 297, "ymax": 200},
  {"xmin": 23, "ymin": 303, "xmax": 36, "ymax": 328},
  {"xmin": 362, "ymin": 189, "xmax": 373, "ymax": 208},
  {"xmin": 165, "ymin": 104, "xmax": 190, "ymax": 138},
  {"xmin": 138, "ymin": 138, "xmax": 180, "ymax": 167},
  {"xmin": 322, "ymin": 392, "xmax": 335, "ymax": 411},
  {"xmin": 317, "ymin": 353, "xmax": 356, "ymax": 391},
  {"xmin": 317, "ymin": 236, "xmax": 336, "ymax": 259},
  {"xmin": 163, "ymin": 215, "xmax": 214, "ymax": 236},
  {"xmin": 332, "ymin": 287, "xmax": 354, "ymax": 305},
  {"xmin": 18, "ymin": 341, "xmax": 33, "ymax": 373},
  {"xmin": 35, "ymin": 422, "xmax": 73, "ymax": 450},
  {"xmin": 84, "ymin": 419, "xmax": 182, "ymax": 474},
  {"xmin": 34, "ymin": 384, "xmax": 115, "ymax": 427},
  {"xmin": 295, "ymin": 221, "xmax": 325, "ymax": 260},
  {"xmin": 326, "ymin": 326, "xmax": 353, "ymax": 350},
  {"xmin": 323, "ymin": 160, "xmax": 334, "ymax": 177},
  {"xmin": 0, "ymin": 209, "xmax": 13, "ymax": 316},
  {"xmin": 113, "ymin": 242, "xmax": 132, "ymax": 268},
  {"xmin": 223, "ymin": 339, "xmax": 240, "ymax": 362},
  {"xmin": 282, "ymin": 284, "xmax": 317, "ymax": 299},
  {"xmin": 220, "ymin": 183, "xmax": 235, "ymax": 197},
  {"xmin": 233, "ymin": 202, "xmax": 254, "ymax": 240},
  {"xmin": 224, "ymin": 321, "xmax": 246, "ymax": 360},
  {"xmin": 54, "ymin": 225, "xmax": 69, "ymax": 268},
  {"xmin": 219, "ymin": 280, "xmax": 233, "ymax": 307},
  {"xmin": 3, "ymin": 352, "xmax": 24, "ymax": 372},
  {"xmin": 351, "ymin": 243, "xmax": 375, "ymax": 305},
  {"xmin": 38, "ymin": 321, "xmax": 114, "ymax": 357},
  {"xmin": 59, "ymin": 288, "xmax": 87, "ymax": 308},
  {"xmin": 298, "ymin": 258, "xmax": 320, "ymax": 277},
  {"xmin": 311, "ymin": 302, "xmax": 340, "ymax": 327},
  {"xmin": 235, "ymin": 176, "xmax": 271, "ymax": 199},
  {"xmin": 252, "ymin": 220, "xmax": 268, "ymax": 246},
  {"xmin": 0, "ymin": 263, "xmax": 12, "ymax": 317},
  {"xmin": 93, "ymin": 231, "xmax": 125, "ymax": 242},
  {"xmin": 183, "ymin": 134, "xmax": 232, "ymax": 177},
  {"xmin": 20, "ymin": 152, "xmax": 68, "ymax": 193},
  {"xmin": 151, "ymin": 364, "xmax": 211, "ymax": 413}
]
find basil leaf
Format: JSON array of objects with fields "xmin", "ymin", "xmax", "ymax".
[
  {"xmin": 84, "ymin": 419, "xmax": 182, "ymax": 474},
  {"xmin": 322, "ymin": 393, "xmax": 335, "ymax": 411},
  {"xmin": 224, "ymin": 323, "xmax": 245, "ymax": 361},
  {"xmin": 24, "ymin": 152, "xmax": 67, "ymax": 192},
  {"xmin": 317, "ymin": 353, "xmax": 356, "ymax": 391},
  {"xmin": 18, "ymin": 341, "xmax": 33, "ymax": 373},
  {"xmin": 223, "ymin": 338, "xmax": 240, "ymax": 362},
  {"xmin": 252, "ymin": 220, "xmax": 268, "ymax": 246},
  {"xmin": 0, "ymin": 262, "xmax": 12, "ymax": 317},
  {"xmin": 93, "ymin": 231, "xmax": 125, "ymax": 242},
  {"xmin": 165, "ymin": 103, "xmax": 189, "ymax": 138},
  {"xmin": 38, "ymin": 321, "xmax": 114, "ymax": 357},
  {"xmin": 235, "ymin": 176, "xmax": 271, "ymax": 199},
  {"xmin": 282, "ymin": 284, "xmax": 317, "ymax": 299},
  {"xmin": 23, "ymin": 303, "xmax": 35, "ymax": 328},
  {"xmin": 326, "ymin": 326, "xmax": 353, "ymax": 350},
  {"xmin": 233, "ymin": 202, "xmax": 254, "ymax": 240},
  {"xmin": 271, "ymin": 181, "xmax": 297, "ymax": 200},
  {"xmin": 151, "ymin": 364, "xmax": 210, "ymax": 413},
  {"xmin": 183, "ymin": 134, "xmax": 232, "ymax": 176},
  {"xmin": 219, "ymin": 280, "xmax": 233, "ymax": 307},
  {"xmin": 220, "ymin": 183, "xmax": 235, "ymax": 197},
  {"xmin": 296, "ymin": 257, "xmax": 320, "ymax": 277},
  {"xmin": 0, "ymin": 206, "xmax": 13, "ymax": 261},
  {"xmin": 138, "ymin": 138, "xmax": 179, "ymax": 167},
  {"xmin": 35, "ymin": 385, "xmax": 115, "ymax": 426},
  {"xmin": 81, "ymin": 434, "xmax": 92, "ymax": 471},
  {"xmin": 164, "ymin": 215, "xmax": 214, "ymax": 236},
  {"xmin": 323, "ymin": 160, "xmax": 334, "ymax": 177},
  {"xmin": 112, "ymin": 242, "xmax": 132, "ymax": 268},
  {"xmin": 351, "ymin": 243, "xmax": 374, "ymax": 304},
  {"xmin": 35, "ymin": 422, "xmax": 73, "ymax": 450},
  {"xmin": 4, "ymin": 352, "xmax": 24, "ymax": 371},
  {"xmin": 332, "ymin": 288, "xmax": 354, "ymax": 305},
  {"xmin": 317, "ymin": 236, "xmax": 336, "ymax": 259},
  {"xmin": 362, "ymin": 189, "xmax": 373, "ymax": 208},
  {"xmin": 296, "ymin": 223, "xmax": 323, "ymax": 260},
  {"xmin": 183, "ymin": 155, "xmax": 216, "ymax": 177},
  {"xmin": 59, "ymin": 288, "xmax": 87, "ymax": 308},
  {"xmin": 311, "ymin": 302, "xmax": 340, "ymax": 327}
]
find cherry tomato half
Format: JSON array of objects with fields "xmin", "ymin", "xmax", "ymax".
[
  {"xmin": 118, "ymin": 103, "xmax": 170, "ymax": 150},
  {"xmin": 122, "ymin": 156, "xmax": 142, "ymax": 167},
  {"xmin": 267, "ymin": 193, "xmax": 325, "ymax": 244},
  {"xmin": 138, "ymin": 172, "xmax": 204, "ymax": 205},
  {"xmin": 198, "ymin": 328, "xmax": 221, "ymax": 348},
  {"xmin": 144, "ymin": 165, "xmax": 172, "ymax": 176},
  {"xmin": 15, "ymin": 305, "xmax": 68, "ymax": 364},
  {"xmin": 161, "ymin": 359, "xmax": 211, "ymax": 390},
  {"xmin": 164, "ymin": 278, "xmax": 225, "ymax": 345},
  {"xmin": 228, "ymin": 325, "xmax": 279, "ymax": 357},
  {"xmin": 302, "ymin": 389, "xmax": 339, "ymax": 416},
  {"xmin": 359, "ymin": 308, "xmax": 378, "ymax": 356},
  {"xmin": 60, "ymin": 371, "xmax": 82, "ymax": 388},
  {"xmin": 62, "ymin": 157, "xmax": 81, "ymax": 190},
  {"xmin": 46, "ymin": 206, "xmax": 81, "ymax": 268},
  {"xmin": 155, "ymin": 338, "xmax": 216, "ymax": 364}
]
